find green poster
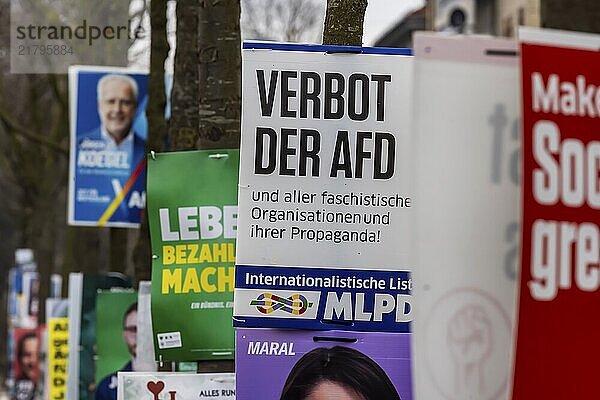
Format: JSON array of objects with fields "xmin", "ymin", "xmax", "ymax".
[
  {"xmin": 66, "ymin": 272, "xmax": 132, "ymax": 400},
  {"xmin": 95, "ymin": 291, "xmax": 138, "ymax": 383},
  {"xmin": 148, "ymin": 149, "xmax": 239, "ymax": 361}
]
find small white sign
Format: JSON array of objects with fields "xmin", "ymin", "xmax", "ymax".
[
  {"xmin": 118, "ymin": 372, "xmax": 235, "ymax": 400},
  {"xmin": 157, "ymin": 332, "xmax": 182, "ymax": 349}
]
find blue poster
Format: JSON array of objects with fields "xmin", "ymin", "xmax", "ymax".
[
  {"xmin": 68, "ymin": 66, "xmax": 148, "ymax": 227},
  {"xmin": 234, "ymin": 265, "xmax": 412, "ymax": 332}
]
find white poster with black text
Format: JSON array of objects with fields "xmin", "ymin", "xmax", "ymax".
[{"xmin": 235, "ymin": 43, "xmax": 414, "ymax": 332}]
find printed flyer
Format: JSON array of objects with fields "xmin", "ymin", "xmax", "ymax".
[
  {"xmin": 47, "ymin": 318, "xmax": 68, "ymax": 400},
  {"xmin": 410, "ymin": 34, "xmax": 520, "ymax": 400},
  {"xmin": 148, "ymin": 149, "xmax": 239, "ymax": 361},
  {"xmin": 235, "ymin": 42, "xmax": 414, "ymax": 331},
  {"xmin": 45, "ymin": 298, "xmax": 69, "ymax": 400},
  {"xmin": 236, "ymin": 328, "xmax": 411, "ymax": 400},
  {"xmin": 117, "ymin": 372, "xmax": 235, "ymax": 400},
  {"xmin": 20, "ymin": 270, "xmax": 40, "ymax": 329},
  {"xmin": 95, "ymin": 291, "xmax": 138, "ymax": 390},
  {"xmin": 12, "ymin": 327, "xmax": 41, "ymax": 400},
  {"xmin": 8, "ymin": 267, "xmax": 19, "ymax": 327},
  {"xmin": 68, "ymin": 66, "xmax": 148, "ymax": 227},
  {"xmin": 13, "ymin": 249, "xmax": 40, "ymax": 330},
  {"xmin": 66, "ymin": 272, "xmax": 133, "ymax": 400},
  {"xmin": 512, "ymin": 27, "xmax": 600, "ymax": 399},
  {"xmin": 10, "ymin": 249, "xmax": 37, "ymax": 328}
]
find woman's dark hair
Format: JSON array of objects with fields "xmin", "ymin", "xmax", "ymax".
[{"xmin": 280, "ymin": 346, "xmax": 401, "ymax": 400}]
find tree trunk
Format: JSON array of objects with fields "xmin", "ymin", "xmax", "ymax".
[
  {"xmin": 322, "ymin": 0, "xmax": 368, "ymax": 45},
  {"xmin": 134, "ymin": 0, "xmax": 169, "ymax": 283},
  {"xmin": 168, "ymin": 2, "xmax": 200, "ymax": 150},
  {"xmin": 169, "ymin": 0, "xmax": 241, "ymax": 151},
  {"xmin": 196, "ymin": 0, "xmax": 240, "ymax": 373},
  {"xmin": 196, "ymin": 0, "xmax": 242, "ymax": 150},
  {"xmin": 168, "ymin": 0, "xmax": 241, "ymax": 373},
  {"xmin": 110, "ymin": 229, "xmax": 128, "ymax": 274}
]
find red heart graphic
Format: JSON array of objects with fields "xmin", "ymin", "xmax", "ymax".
[{"xmin": 147, "ymin": 381, "xmax": 165, "ymax": 399}]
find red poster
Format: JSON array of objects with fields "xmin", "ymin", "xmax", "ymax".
[
  {"xmin": 12, "ymin": 327, "xmax": 41, "ymax": 399},
  {"xmin": 513, "ymin": 28, "xmax": 600, "ymax": 399}
]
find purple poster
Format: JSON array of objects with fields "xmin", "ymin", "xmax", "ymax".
[{"xmin": 236, "ymin": 329, "xmax": 412, "ymax": 400}]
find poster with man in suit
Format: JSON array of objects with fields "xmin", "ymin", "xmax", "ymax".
[{"xmin": 68, "ymin": 66, "xmax": 148, "ymax": 227}]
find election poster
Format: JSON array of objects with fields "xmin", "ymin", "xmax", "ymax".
[
  {"xmin": 45, "ymin": 298, "xmax": 69, "ymax": 400},
  {"xmin": 95, "ymin": 291, "xmax": 138, "ymax": 390},
  {"xmin": 7, "ymin": 249, "xmax": 38, "ymax": 394},
  {"xmin": 66, "ymin": 272, "xmax": 133, "ymax": 400},
  {"xmin": 20, "ymin": 270, "xmax": 40, "ymax": 329},
  {"xmin": 234, "ymin": 42, "xmax": 414, "ymax": 331},
  {"xmin": 512, "ymin": 27, "xmax": 600, "ymax": 399},
  {"xmin": 117, "ymin": 372, "xmax": 235, "ymax": 400},
  {"xmin": 148, "ymin": 149, "xmax": 239, "ymax": 361},
  {"xmin": 11, "ymin": 249, "xmax": 39, "ymax": 330},
  {"xmin": 12, "ymin": 327, "xmax": 41, "ymax": 400},
  {"xmin": 236, "ymin": 328, "xmax": 411, "ymax": 400},
  {"xmin": 410, "ymin": 33, "xmax": 520, "ymax": 400},
  {"xmin": 68, "ymin": 65, "xmax": 148, "ymax": 227},
  {"xmin": 8, "ymin": 267, "xmax": 19, "ymax": 328},
  {"xmin": 47, "ymin": 318, "xmax": 68, "ymax": 400}
]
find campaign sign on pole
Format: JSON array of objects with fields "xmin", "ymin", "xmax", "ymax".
[
  {"xmin": 149, "ymin": 150, "xmax": 239, "ymax": 361},
  {"xmin": 512, "ymin": 27, "xmax": 600, "ymax": 399},
  {"xmin": 66, "ymin": 272, "xmax": 133, "ymax": 400},
  {"xmin": 236, "ymin": 328, "xmax": 411, "ymax": 400},
  {"xmin": 68, "ymin": 66, "xmax": 148, "ymax": 227},
  {"xmin": 20, "ymin": 270, "xmax": 40, "ymax": 329},
  {"xmin": 12, "ymin": 327, "xmax": 41, "ymax": 400},
  {"xmin": 95, "ymin": 291, "xmax": 138, "ymax": 387},
  {"xmin": 8, "ymin": 267, "xmax": 19, "ymax": 327},
  {"xmin": 47, "ymin": 317, "xmax": 68, "ymax": 400},
  {"xmin": 46, "ymin": 298, "xmax": 69, "ymax": 400},
  {"xmin": 410, "ymin": 34, "xmax": 520, "ymax": 400},
  {"xmin": 234, "ymin": 42, "xmax": 413, "ymax": 331},
  {"xmin": 117, "ymin": 372, "xmax": 235, "ymax": 400}
]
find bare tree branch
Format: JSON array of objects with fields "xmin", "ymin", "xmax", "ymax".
[
  {"xmin": 0, "ymin": 105, "xmax": 68, "ymax": 155},
  {"xmin": 241, "ymin": 0, "xmax": 324, "ymax": 42}
]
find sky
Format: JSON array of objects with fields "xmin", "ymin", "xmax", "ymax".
[
  {"xmin": 130, "ymin": 0, "xmax": 428, "ymax": 70},
  {"xmin": 363, "ymin": 0, "xmax": 426, "ymax": 45}
]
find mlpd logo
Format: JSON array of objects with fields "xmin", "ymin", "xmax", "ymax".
[{"xmin": 250, "ymin": 293, "xmax": 313, "ymax": 315}]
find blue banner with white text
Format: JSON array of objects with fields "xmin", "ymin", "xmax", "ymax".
[{"xmin": 234, "ymin": 265, "xmax": 411, "ymax": 332}]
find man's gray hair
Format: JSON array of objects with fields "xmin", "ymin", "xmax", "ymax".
[{"xmin": 97, "ymin": 74, "xmax": 139, "ymax": 104}]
